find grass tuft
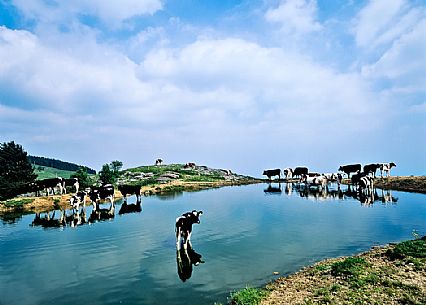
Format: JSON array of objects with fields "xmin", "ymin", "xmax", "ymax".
[{"xmin": 230, "ymin": 287, "xmax": 268, "ymax": 305}]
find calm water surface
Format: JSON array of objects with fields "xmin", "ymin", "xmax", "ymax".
[{"xmin": 1, "ymin": 183, "xmax": 426, "ymax": 305}]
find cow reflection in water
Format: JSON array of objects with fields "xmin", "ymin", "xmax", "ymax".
[
  {"xmin": 89, "ymin": 201, "xmax": 115, "ymax": 223},
  {"xmin": 176, "ymin": 242, "xmax": 204, "ymax": 282},
  {"xmin": 119, "ymin": 200, "xmax": 142, "ymax": 215},
  {"xmin": 31, "ymin": 211, "xmax": 65, "ymax": 228},
  {"xmin": 264, "ymin": 183, "xmax": 282, "ymax": 194}
]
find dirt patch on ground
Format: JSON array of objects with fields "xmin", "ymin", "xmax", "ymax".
[
  {"xmin": 261, "ymin": 239, "xmax": 426, "ymax": 305},
  {"xmin": 373, "ymin": 176, "xmax": 426, "ymax": 194}
]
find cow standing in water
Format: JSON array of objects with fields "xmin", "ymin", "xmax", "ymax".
[{"xmin": 175, "ymin": 210, "xmax": 203, "ymax": 250}]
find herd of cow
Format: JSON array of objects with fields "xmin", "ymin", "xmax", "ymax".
[{"xmin": 263, "ymin": 162, "xmax": 397, "ymax": 193}]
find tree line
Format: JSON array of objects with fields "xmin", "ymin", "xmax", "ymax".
[
  {"xmin": 28, "ymin": 155, "xmax": 96, "ymax": 174},
  {"xmin": 1, "ymin": 141, "xmax": 124, "ymax": 201}
]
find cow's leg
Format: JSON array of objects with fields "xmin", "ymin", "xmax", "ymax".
[{"xmin": 176, "ymin": 228, "xmax": 182, "ymax": 250}]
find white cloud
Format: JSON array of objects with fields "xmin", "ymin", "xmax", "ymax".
[
  {"xmin": 361, "ymin": 18, "xmax": 426, "ymax": 100},
  {"xmin": 265, "ymin": 0, "xmax": 322, "ymax": 35},
  {"xmin": 353, "ymin": 0, "xmax": 425, "ymax": 50}
]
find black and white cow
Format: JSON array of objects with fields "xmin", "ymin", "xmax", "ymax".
[
  {"xmin": 283, "ymin": 168, "xmax": 293, "ymax": 179},
  {"xmin": 175, "ymin": 210, "xmax": 203, "ymax": 250},
  {"xmin": 351, "ymin": 172, "xmax": 374, "ymax": 192},
  {"xmin": 62, "ymin": 178, "xmax": 79, "ymax": 194},
  {"xmin": 363, "ymin": 163, "xmax": 380, "ymax": 178},
  {"xmin": 69, "ymin": 191, "xmax": 87, "ymax": 211},
  {"xmin": 379, "ymin": 162, "xmax": 396, "ymax": 177},
  {"xmin": 338, "ymin": 164, "xmax": 361, "ymax": 178},
  {"xmin": 36, "ymin": 177, "xmax": 64, "ymax": 196},
  {"xmin": 292, "ymin": 167, "xmax": 308, "ymax": 178},
  {"xmin": 89, "ymin": 184, "xmax": 114, "ymax": 206},
  {"xmin": 155, "ymin": 158, "xmax": 163, "ymax": 166},
  {"xmin": 118, "ymin": 184, "xmax": 141, "ymax": 203},
  {"xmin": 301, "ymin": 174, "xmax": 328, "ymax": 189},
  {"xmin": 263, "ymin": 169, "xmax": 281, "ymax": 180},
  {"xmin": 88, "ymin": 185, "xmax": 115, "ymax": 222}
]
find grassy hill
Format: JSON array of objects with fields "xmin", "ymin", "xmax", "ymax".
[{"xmin": 33, "ymin": 165, "xmax": 76, "ymax": 180}]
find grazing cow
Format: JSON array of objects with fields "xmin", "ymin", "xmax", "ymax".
[
  {"xmin": 363, "ymin": 163, "xmax": 380, "ymax": 178},
  {"xmin": 69, "ymin": 191, "xmax": 87, "ymax": 211},
  {"xmin": 176, "ymin": 243, "xmax": 204, "ymax": 282},
  {"xmin": 379, "ymin": 162, "xmax": 396, "ymax": 177},
  {"xmin": 263, "ymin": 169, "xmax": 281, "ymax": 180},
  {"xmin": 175, "ymin": 210, "xmax": 203, "ymax": 250},
  {"xmin": 62, "ymin": 178, "xmax": 79, "ymax": 194},
  {"xmin": 292, "ymin": 167, "xmax": 308, "ymax": 178},
  {"xmin": 184, "ymin": 162, "xmax": 196, "ymax": 169},
  {"xmin": 155, "ymin": 158, "xmax": 163, "ymax": 166},
  {"xmin": 36, "ymin": 177, "xmax": 64, "ymax": 196},
  {"xmin": 283, "ymin": 168, "xmax": 293, "ymax": 179},
  {"xmin": 338, "ymin": 164, "xmax": 361, "ymax": 178},
  {"xmin": 118, "ymin": 184, "xmax": 141, "ymax": 203}
]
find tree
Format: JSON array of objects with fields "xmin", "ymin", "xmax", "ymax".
[
  {"xmin": 99, "ymin": 163, "xmax": 115, "ymax": 185},
  {"xmin": 0, "ymin": 141, "xmax": 37, "ymax": 200},
  {"xmin": 98, "ymin": 160, "xmax": 123, "ymax": 185},
  {"xmin": 71, "ymin": 167, "xmax": 92, "ymax": 189},
  {"xmin": 110, "ymin": 160, "xmax": 123, "ymax": 176}
]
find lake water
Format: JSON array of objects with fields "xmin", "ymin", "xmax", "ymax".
[{"xmin": 1, "ymin": 183, "xmax": 426, "ymax": 305}]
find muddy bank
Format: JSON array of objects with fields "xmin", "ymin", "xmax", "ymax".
[
  {"xmin": 0, "ymin": 178, "xmax": 261, "ymax": 215},
  {"xmin": 260, "ymin": 238, "xmax": 426, "ymax": 305},
  {"xmin": 373, "ymin": 176, "xmax": 426, "ymax": 194}
]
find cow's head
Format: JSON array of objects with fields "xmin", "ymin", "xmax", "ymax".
[
  {"xmin": 338, "ymin": 166, "xmax": 343, "ymax": 171},
  {"xmin": 390, "ymin": 162, "xmax": 396, "ymax": 168},
  {"xmin": 262, "ymin": 170, "xmax": 267, "ymax": 175},
  {"xmin": 191, "ymin": 210, "xmax": 203, "ymax": 224}
]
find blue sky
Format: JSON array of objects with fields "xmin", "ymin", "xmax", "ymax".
[{"xmin": 0, "ymin": 0, "xmax": 425, "ymax": 177}]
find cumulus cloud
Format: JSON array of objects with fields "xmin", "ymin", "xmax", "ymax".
[
  {"xmin": 353, "ymin": 0, "xmax": 425, "ymax": 50},
  {"xmin": 362, "ymin": 19, "xmax": 426, "ymax": 93},
  {"xmin": 265, "ymin": 0, "xmax": 322, "ymax": 35}
]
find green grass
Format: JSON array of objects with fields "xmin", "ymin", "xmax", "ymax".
[
  {"xmin": 33, "ymin": 165, "xmax": 76, "ymax": 179},
  {"xmin": 331, "ymin": 257, "xmax": 369, "ymax": 277},
  {"xmin": 385, "ymin": 237, "xmax": 426, "ymax": 260},
  {"xmin": 230, "ymin": 287, "xmax": 269, "ymax": 305},
  {"xmin": 0, "ymin": 198, "xmax": 34, "ymax": 207}
]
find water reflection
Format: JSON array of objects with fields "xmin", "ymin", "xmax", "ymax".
[
  {"xmin": 264, "ymin": 183, "xmax": 282, "ymax": 194},
  {"xmin": 31, "ymin": 211, "xmax": 65, "ymax": 228},
  {"xmin": 176, "ymin": 242, "xmax": 204, "ymax": 282},
  {"xmin": 119, "ymin": 201, "xmax": 142, "ymax": 215},
  {"xmin": 88, "ymin": 201, "xmax": 115, "ymax": 223},
  {"xmin": 287, "ymin": 183, "xmax": 398, "ymax": 206}
]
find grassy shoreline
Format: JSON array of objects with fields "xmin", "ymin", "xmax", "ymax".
[{"xmin": 0, "ymin": 164, "xmax": 262, "ymax": 214}]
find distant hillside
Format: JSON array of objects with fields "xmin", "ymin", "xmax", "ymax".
[
  {"xmin": 33, "ymin": 166, "xmax": 76, "ymax": 180},
  {"xmin": 28, "ymin": 155, "xmax": 96, "ymax": 174}
]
